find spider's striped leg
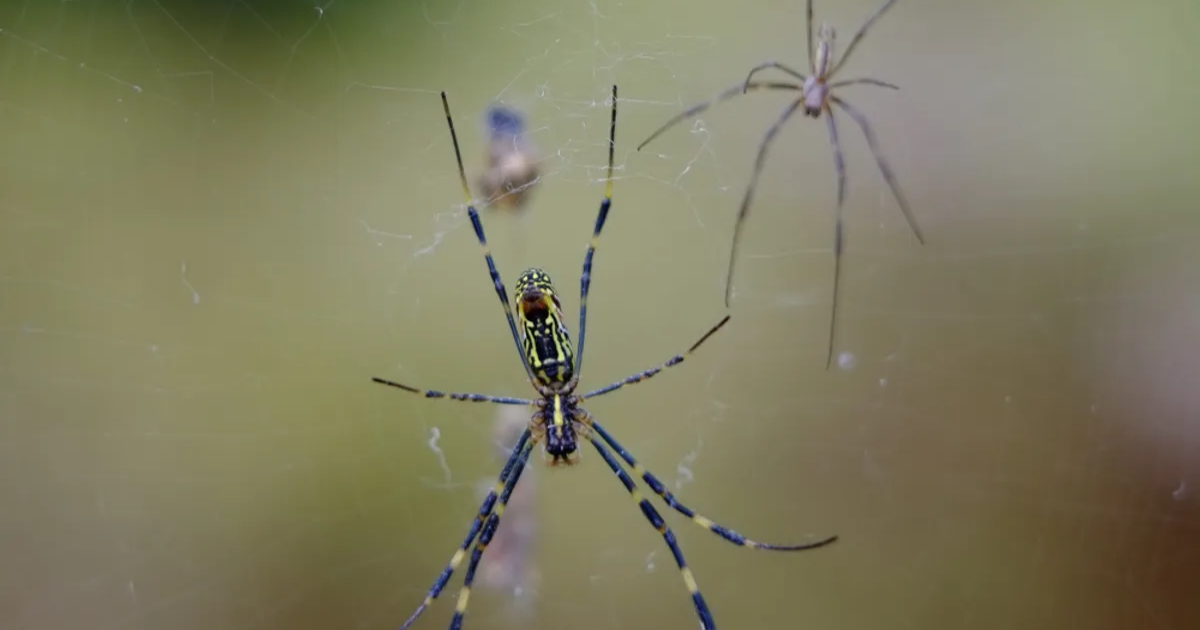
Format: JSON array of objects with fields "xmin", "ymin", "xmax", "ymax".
[
  {"xmin": 371, "ymin": 377, "xmax": 533, "ymax": 405},
  {"xmin": 574, "ymin": 84, "xmax": 617, "ymax": 379},
  {"xmin": 740, "ymin": 61, "xmax": 808, "ymax": 92},
  {"xmin": 581, "ymin": 315, "xmax": 730, "ymax": 400},
  {"xmin": 441, "ymin": 91, "xmax": 539, "ymax": 384},
  {"xmin": 398, "ymin": 428, "xmax": 533, "ymax": 630},
  {"xmin": 449, "ymin": 436, "xmax": 537, "ymax": 630},
  {"xmin": 823, "ymin": 104, "xmax": 848, "ymax": 371},
  {"xmin": 830, "ymin": 95, "xmax": 924, "ymax": 244},
  {"xmin": 723, "ymin": 97, "xmax": 806, "ymax": 308},
  {"xmin": 586, "ymin": 432, "xmax": 716, "ymax": 630},
  {"xmin": 586, "ymin": 414, "xmax": 838, "ymax": 552},
  {"xmin": 828, "ymin": 0, "xmax": 902, "ymax": 78},
  {"xmin": 635, "ymin": 81, "xmax": 803, "ymax": 153}
]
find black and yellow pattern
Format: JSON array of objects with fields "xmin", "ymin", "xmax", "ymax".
[
  {"xmin": 514, "ymin": 268, "xmax": 575, "ymax": 387},
  {"xmin": 372, "ymin": 84, "xmax": 837, "ymax": 630}
]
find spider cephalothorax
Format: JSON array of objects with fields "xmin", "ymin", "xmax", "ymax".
[{"xmin": 539, "ymin": 394, "xmax": 580, "ymax": 464}]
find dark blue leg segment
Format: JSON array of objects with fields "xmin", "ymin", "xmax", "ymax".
[
  {"xmin": 589, "ymin": 419, "xmax": 838, "ymax": 552},
  {"xmin": 588, "ymin": 434, "xmax": 717, "ymax": 630},
  {"xmin": 397, "ymin": 429, "xmax": 532, "ymax": 630}
]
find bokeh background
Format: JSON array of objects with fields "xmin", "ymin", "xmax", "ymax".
[{"xmin": 2, "ymin": 0, "xmax": 1198, "ymax": 629}]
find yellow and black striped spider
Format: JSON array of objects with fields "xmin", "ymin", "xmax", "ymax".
[
  {"xmin": 372, "ymin": 85, "xmax": 837, "ymax": 630},
  {"xmin": 637, "ymin": 0, "xmax": 924, "ymax": 369}
]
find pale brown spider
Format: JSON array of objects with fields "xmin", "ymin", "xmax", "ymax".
[{"xmin": 638, "ymin": 0, "xmax": 925, "ymax": 368}]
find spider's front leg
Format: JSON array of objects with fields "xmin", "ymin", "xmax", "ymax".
[{"xmin": 741, "ymin": 60, "xmax": 808, "ymax": 92}]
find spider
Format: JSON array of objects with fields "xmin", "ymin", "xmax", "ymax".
[
  {"xmin": 637, "ymin": 0, "xmax": 925, "ymax": 369},
  {"xmin": 372, "ymin": 85, "xmax": 838, "ymax": 630}
]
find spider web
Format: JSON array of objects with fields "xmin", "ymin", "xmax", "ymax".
[{"xmin": 2, "ymin": 0, "xmax": 1199, "ymax": 630}]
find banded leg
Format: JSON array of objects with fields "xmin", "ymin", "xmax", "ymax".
[
  {"xmin": 398, "ymin": 428, "xmax": 532, "ymax": 630},
  {"xmin": 823, "ymin": 105, "xmax": 848, "ymax": 371},
  {"xmin": 370, "ymin": 377, "xmax": 533, "ymax": 405},
  {"xmin": 440, "ymin": 91, "xmax": 538, "ymax": 385},
  {"xmin": 587, "ymin": 434, "xmax": 716, "ymax": 630},
  {"xmin": 828, "ymin": 0, "xmax": 902, "ymax": 78},
  {"xmin": 581, "ymin": 315, "xmax": 730, "ymax": 400},
  {"xmin": 636, "ymin": 81, "xmax": 803, "ymax": 153},
  {"xmin": 724, "ymin": 97, "xmax": 806, "ymax": 308},
  {"xmin": 587, "ymin": 416, "xmax": 838, "ymax": 551},
  {"xmin": 741, "ymin": 61, "xmax": 808, "ymax": 92},
  {"xmin": 574, "ymin": 84, "xmax": 618, "ymax": 379},
  {"xmin": 448, "ymin": 437, "xmax": 537, "ymax": 630}
]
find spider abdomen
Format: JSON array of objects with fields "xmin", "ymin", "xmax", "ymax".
[
  {"xmin": 516, "ymin": 268, "xmax": 576, "ymax": 387},
  {"xmin": 803, "ymin": 76, "xmax": 827, "ymax": 116},
  {"xmin": 526, "ymin": 313, "xmax": 575, "ymax": 385}
]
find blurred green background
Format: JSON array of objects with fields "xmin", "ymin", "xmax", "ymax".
[{"xmin": 2, "ymin": 0, "xmax": 1198, "ymax": 629}]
